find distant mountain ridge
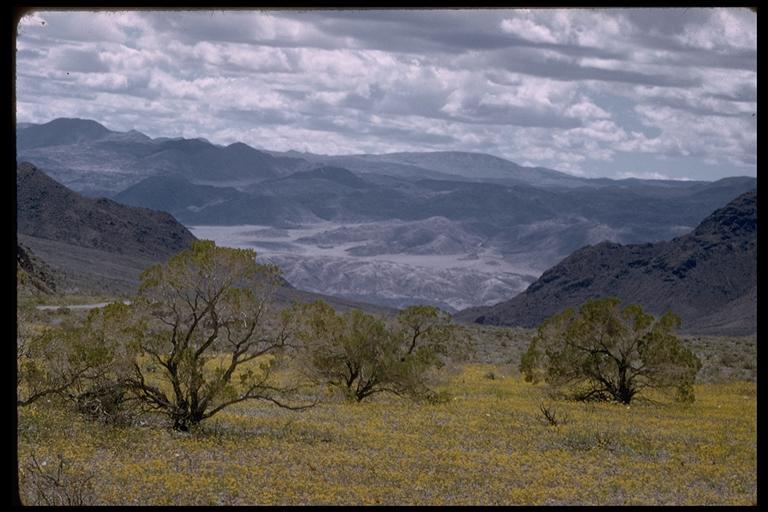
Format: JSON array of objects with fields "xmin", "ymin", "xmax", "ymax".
[
  {"xmin": 284, "ymin": 166, "xmax": 372, "ymax": 189},
  {"xmin": 20, "ymin": 117, "xmax": 741, "ymax": 196},
  {"xmin": 456, "ymin": 189, "xmax": 757, "ymax": 336},
  {"xmin": 354, "ymin": 151, "xmax": 578, "ymax": 184},
  {"xmin": 16, "ymin": 161, "xmax": 395, "ymax": 315},
  {"xmin": 17, "ymin": 117, "xmax": 111, "ymax": 150},
  {"xmin": 16, "ymin": 118, "xmax": 310, "ymax": 196}
]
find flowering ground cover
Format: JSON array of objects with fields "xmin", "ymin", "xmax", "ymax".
[{"xmin": 17, "ymin": 363, "xmax": 756, "ymax": 505}]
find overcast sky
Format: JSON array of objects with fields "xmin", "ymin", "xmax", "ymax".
[{"xmin": 16, "ymin": 8, "xmax": 756, "ymax": 181}]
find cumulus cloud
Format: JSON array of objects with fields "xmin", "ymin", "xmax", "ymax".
[{"xmin": 15, "ymin": 8, "xmax": 756, "ymax": 180}]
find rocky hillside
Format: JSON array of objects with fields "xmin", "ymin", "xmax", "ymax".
[
  {"xmin": 457, "ymin": 190, "xmax": 757, "ymax": 336},
  {"xmin": 16, "ymin": 162, "xmax": 394, "ymax": 314},
  {"xmin": 17, "ymin": 242, "xmax": 59, "ymax": 294},
  {"xmin": 17, "ymin": 162, "xmax": 196, "ymax": 260}
]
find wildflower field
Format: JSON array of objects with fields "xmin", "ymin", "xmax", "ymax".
[{"xmin": 17, "ymin": 361, "xmax": 756, "ymax": 505}]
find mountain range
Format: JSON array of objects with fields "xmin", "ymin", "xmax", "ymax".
[
  {"xmin": 17, "ymin": 161, "xmax": 197, "ymax": 294},
  {"xmin": 19, "ymin": 120, "xmax": 754, "ymax": 252},
  {"xmin": 457, "ymin": 190, "xmax": 757, "ymax": 335},
  {"xmin": 15, "ymin": 162, "xmax": 395, "ymax": 315},
  {"xmin": 17, "ymin": 118, "xmax": 310, "ymax": 197},
  {"xmin": 16, "ymin": 118, "xmax": 757, "ymax": 325}
]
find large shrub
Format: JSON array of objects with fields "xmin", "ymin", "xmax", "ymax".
[
  {"xmin": 288, "ymin": 301, "xmax": 456, "ymax": 402},
  {"xmin": 520, "ymin": 298, "xmax": 701, "ymax": 404}
]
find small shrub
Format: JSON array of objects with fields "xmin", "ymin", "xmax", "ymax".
[
  {"xmin": 562, "ymin": 426, "xmax": 619, "ymax": 452},
  {"xmin": 75, "ymin": 383, "xmax": 134, "ymax": 425},
  {"xmin": 423, "ymin": 389, "xmax": 452, "ymax": 404},
  {"xmin": 719, "ymin": 352, "xmax": 740, "ymax": 367},
  {"xmin": 20, "ymin": 453, "xmax": 96, "ymax": 506},
  {"xmin": 538, "ymin": 402, "xmax": 569, "ymax": 426},
  {"xmin": 521, "ymin": 298, "xmax": 701, "ymax": 404},
  {"xmin": 288, "ymin": 301, "xmax": 458, "ymax": 402}
]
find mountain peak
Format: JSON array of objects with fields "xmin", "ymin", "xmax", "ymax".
[
  {"xmin": 157, "ymin": 137, "xmax": 215, "ymax": 152},
  {"xmin": 691, "ymin": 189, "xmax": 756, "ymax": 240},
  {"xmin": 17, "ymin": 117, "xmax": 112, "ymax": 150},
  {"xmin": 44, "ymin": 117, "xmax": 110, "ymax": 131},
  {"xmin": 226, "ymin": 141, "xmax": 252, "ymax": 150},
  {"xmin": 224, "ymin": 141, "xmax": 267, "ymax": 156}
]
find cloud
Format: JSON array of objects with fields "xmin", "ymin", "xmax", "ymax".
[
  {"xmin": 500, "ymin": 17, "xmax": 557, "ymax": 44},
  {"xmin": 15, "ymin": 8, "xmax": 756, "ymax": 180},
  {"xmin": 52, "ymin": 47, "xmax": 110, "ymax": 73},
  {"xmin": 475, "ymin": 46, "xmax": 703, "ymax": 88},
  {"xmin": 616, "ymin": 171, "xmax": 692, "ymax": 181},
  {"xmin": 18, "ymin": 11, "xmax": 132, "ymax": 43},
  {"xmin": 445, "ymin": 93, "xmax": 582, "ymax": 129}
]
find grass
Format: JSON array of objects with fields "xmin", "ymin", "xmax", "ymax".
[
  {"xmin": 17, "ymin": 364, "xmax": 756, "ymax": 506},
  {"xmin": 16, "ymin": 303, "xmax": 757, "ymax": 505}
]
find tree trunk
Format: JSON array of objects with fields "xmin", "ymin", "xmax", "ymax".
[
  {"xmin": 173, "ymin": 417, "xmax": 190, "ymax": 432},
  {"xmin": 615, "ymin": 363, "xmax": 634, "ymax": 404},
  {"xmin": 172, "ymin": 410, "xmax": 204, "ymax": 432}
]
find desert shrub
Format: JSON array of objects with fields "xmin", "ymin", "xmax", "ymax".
[
  {"xmin": 538, "ymin": 402, "xmax": 569, "ymax": 426},
  {"xmin": 17, "ymin": 306, "xmax": 117, "ymax": 408},
  {"xmin": 562, "ymin": 426, "xmax": 619, "ymax": 453},
  {"xmin": 19, "ymin": 452, "xmax": 96, "ymax": 506},
  {"xmin": 75, "ymin": 382, "xmax": 135, "ymax": 425},
  {"xmin": 520, "ymin": 298, "xmax": 701, "ymax": 404},
  {"xmin": 288, "ymin": 301, "xmax": 458, "ymax": 402},
  {"xmin": 121, "ymin": 240, "xmax": 314, "ymax": 431}
]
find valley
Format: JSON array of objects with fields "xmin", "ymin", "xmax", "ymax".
[
  {"xmin": 190, "ymin": 221, "xmax": 538, "ymax": 311},
  {"xmin": 17, "ymin": 118, "xmax": 757, "ymax": 317}
]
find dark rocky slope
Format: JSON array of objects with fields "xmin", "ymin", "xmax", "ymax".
[
  {"xmin": 17, "ymin": 162, "xmax": 196, "ymax": 260},
  {"xmin": 457, "ymin": 190, "xmax": 757, "ymax": 336},
  {"xmin": 16, "ymin": 162, "xmax": 394, "ymax": 314},
  {"xmin": 17, "ymin": 242, "xmax": 60, "ymax": 294}
]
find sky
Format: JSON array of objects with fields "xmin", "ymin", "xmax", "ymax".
[{"xmin": 16, "ymin": 8, "xmax": 756, "ymax": 181}]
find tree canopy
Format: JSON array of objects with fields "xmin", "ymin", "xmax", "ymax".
[
  {"xmin": 16, "ymin": 306, "xmax": 118, "ymax": 408},
  {"xmin": 288, "ymin": 301, "xmax": 456, "ymax": 402},
  {"xmin": 520, "ymin": 298, "xmax": 701, "ymax": 404},
  {"xmin": 122, "ymin": 240, "xmax": 311, "ymax": 430}
]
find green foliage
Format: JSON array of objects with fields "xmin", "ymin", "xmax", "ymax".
[
  {"xmin": 520, "ymin": 298, "xmax": 702, "ymax": 404},
  {"xmin": 16, "ymin": 306, "xmax": 119, "ymax": 408},
  {"xmin": 287, "ymin": 301, "xmax": 457, "ymax": 402},
  {"xmin": 125, "ymin": 240, "xmax": 308, "ymax": 431}
]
